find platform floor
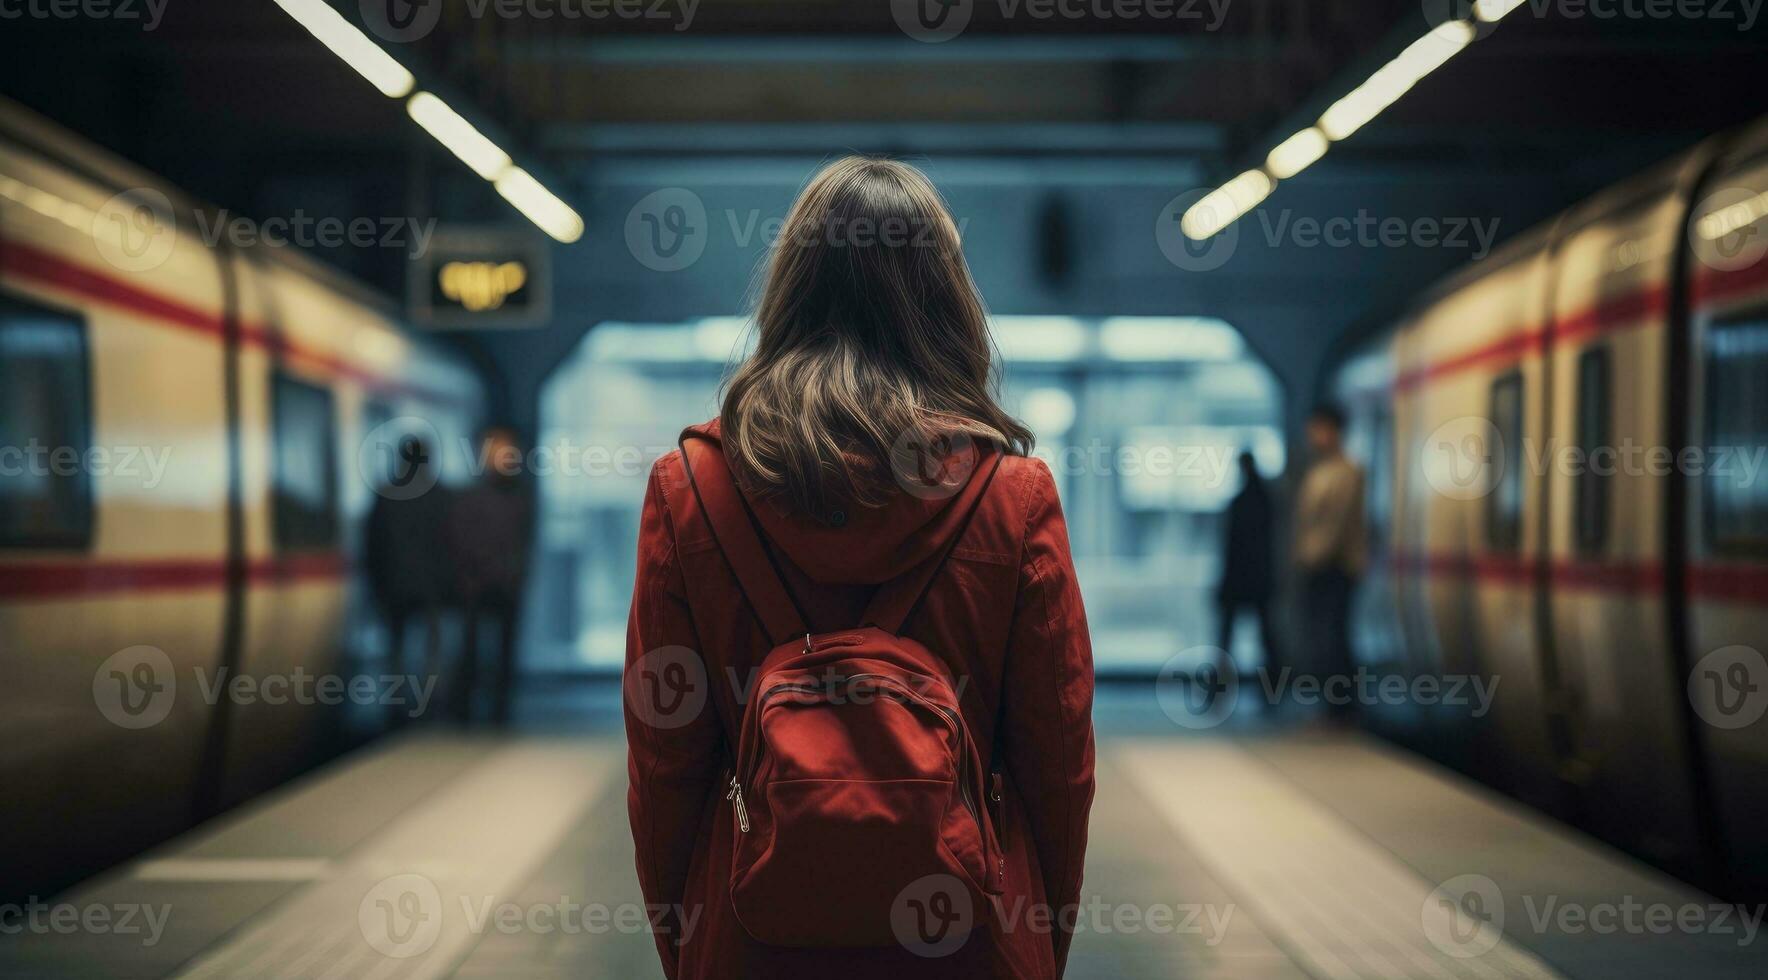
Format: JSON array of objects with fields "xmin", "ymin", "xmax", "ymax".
[{"xmin": 4, "ymin": 688, "xmax": 1764, "ymax": 979}]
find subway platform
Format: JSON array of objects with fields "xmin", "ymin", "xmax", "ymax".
[{"xmin": 2, "ymin": 687, "xmax": 1762, "ymax": 980}]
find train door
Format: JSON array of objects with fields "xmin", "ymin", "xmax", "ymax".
[
  {"xmin": 219, "ymin": 261, "xmax": 350, "ymax": 806},
  {"xmin": 1684, "ymin": 139, "xmax": 1768, "ymax": 900},
  {"xmin": 1397, "ymin": 248, "xmax": 1562, "ymax": 810},
  {"xmin": 0, "ymin": 144, "xmax": 233, "ymax": 895},
  {"xmin": 1542, "ymin": 178, "xmax": 1709, "ymax": 878}
]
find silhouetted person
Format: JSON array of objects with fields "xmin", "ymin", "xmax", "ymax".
[
  {"xmin": 449, "ymin": 426, "xmax": 535, "ymax": 725},
  {"xmin": 364, "ymin": 435, "xmax": 453, "ymax": 723},
  {"xmin": 1295, "ymin": 405, "xmax": 1366, "ymax": 714},
  {"xmin": 1218, "ymin": 451, "xmax": 1281, "ymax": 678}
]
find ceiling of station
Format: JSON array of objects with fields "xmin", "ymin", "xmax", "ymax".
[{"xmin": 3, "ymin": 0, "xmax": 1766, "ymax": 402}]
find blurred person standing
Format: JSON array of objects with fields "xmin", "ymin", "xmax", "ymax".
[
  {"xmin": 1294, "ymin": 406, "xmax": 1366, "ymax": 703},
  {"xmin": 1217, "ymin": 450, "xmax": 1281, "ymax": 678},
  {"xmin": 450, "ymin": 426, "xmax": 536, "ymax": 725},
  {"xmin": 364, "ymin": 435, "xmax": 453, "ymax": 722}
]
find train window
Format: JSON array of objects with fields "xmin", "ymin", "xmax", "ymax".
[
  {"xmin": 1487, "ymin": 373, "xmax": 1525, "ymax": 552},
  {"xmin": 272, "ymin": 373, "xmax": 339, "ymax": 550},
  {"xmin": 1574, "ymin": 348, "xmax": 1610, "ymax": 554},
  {"xmin": 1704, "ymin": 318, "xmax": 1768, "ymax": 555},
  {"xmin": 0, "ymin": 294, "xmax": 93, "ymax": 548}
]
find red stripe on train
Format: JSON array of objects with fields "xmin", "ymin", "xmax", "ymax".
[
  {"xmin": 0, "ymin": 555, "xmax": 346, "ymax": 599},
  {"xmin": 1388, "ymin": 247, "xmax": 1768, "ymax": 393},
  {"xmin": 1393, "ymin": 332, "xmax": 1547, "ymax": 392},
  {"xmin": 1692, "ymin": 252, "xmax": 1768, "ymax": 307},
  {"xmin": 0, "ymin": 239, "xmax": 462, "ymax": 406}
]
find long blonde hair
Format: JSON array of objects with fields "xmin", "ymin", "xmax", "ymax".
[{"xmin": 721, "ymin": 157, "xmax": 1032, "ymax": 513}]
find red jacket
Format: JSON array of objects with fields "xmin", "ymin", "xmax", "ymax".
[{"xmin": 625, "ymin": 421, "xmax": 1096, "ymax": 978}]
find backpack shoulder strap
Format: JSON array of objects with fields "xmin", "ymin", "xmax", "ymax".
[
  {"xmin": 861, "ymin": 452, "xmax": 1004, "ymax": 636},
  {"xmin": 678, "ymin": 431, "xmax": 809, "ymax": 647}
]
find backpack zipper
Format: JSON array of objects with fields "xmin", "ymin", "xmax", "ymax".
[
  {"xmin": 726, "ymin": 772, "xmax": 750, "ymax": 832},
  {"xmin": 744, "ymin": 673, "xmax": 984, "ymax": 830}
]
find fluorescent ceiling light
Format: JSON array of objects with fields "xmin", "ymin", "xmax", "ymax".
[
  {"xmin": 271, "ymin": 0, "xmax": 414, "ymax": 98},
  {"xmin": 495, "ymin": 168, "xmax": 586, "ymax": 244},
  {"xmin": 1474, "ymin": 0, "xmax": 1528, "ymax": 21},
  {"xmin": 1319, "ymin": 21, "xmax": 1474, "ymax": 141},
  {"xmin": 271, "ymin": 4, "xmax": 583, "ymax": 244},
  {"xmin": 1181, "ymin": 169, "xmax": 1272, "ymax": 241},
  {"xmin": 1185, "ymin": 17, "xmax": 1485, "ymax": 242},
  {"xmin": 407, "ymin": 93, "xmax": 512, "ymax": 181},
  {"xmin": 1265, "ymin": 127, "xmax": 1329, "ymax": 180}
]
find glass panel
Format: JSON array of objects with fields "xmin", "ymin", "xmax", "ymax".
[
  {"xmin": 1706, "ymin": 318, "xmax": 1768, "ymax": 555},
  {"xmin": 1574, "ymin": 348, "xmax": 1610, "ymax": 555},
  {"xmin": 0, "ymin": 294, "xmax": 91, "ymax": 547},
  {"xmin": 272, "ymin": 374, "xmax": 339, "ymax": 550},
  {"xmin": 1487, "ymin": 373, "xmax": 1525, "ymax": 552}
]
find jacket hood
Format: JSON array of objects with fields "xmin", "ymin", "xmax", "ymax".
[{"xmin": 682, "ymin": 419, "xmax": 998, "ymax": 586}]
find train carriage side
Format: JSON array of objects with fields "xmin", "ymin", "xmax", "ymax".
[
  {"xmin": 0, "ymin": 100, "xmax": 484, "ymax": 899},
  {"xmin": 1684, "ymin": 126, "xmax": 1768, "ymax": 901},
  {"xmin": 0, "ymin": 129, "xmax": 235, "ymax": 897},
  {"xmin": 215, "ymin": 250, "xmax": 482, "ymax": 807},
  {"xmin": 1539, "ymin": 151, "xmax": 1717, "ymax": 882},
  {"xmin": 1391, "ymin": 240, "xmax": 1564, "ymax": 812}
]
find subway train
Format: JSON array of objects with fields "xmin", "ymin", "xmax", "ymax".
[
  {"xmin": 0, "ymin": 99, "xmax": 484, "ymax": 901},
  {"xmin": 1334, "ymin": 116, "xmax": 1768, "ymax": 901}
]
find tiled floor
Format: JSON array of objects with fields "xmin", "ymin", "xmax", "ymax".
[{"xmin": 4, "ymin": 687, "xmax": 1763, "ymax": 979}]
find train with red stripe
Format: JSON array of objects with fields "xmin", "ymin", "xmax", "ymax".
[
  {"xmin": 0, "ymin": 99, "xmax": 484, "ymax": 899},
  {"xmin": 1334, "ymin": 117, "xmax": 1768, "ymax": 900}
]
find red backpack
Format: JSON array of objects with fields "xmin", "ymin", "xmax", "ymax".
[{"xmin": 679, "ymin": 432, "xmax": 1006, "ymax": 949}]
